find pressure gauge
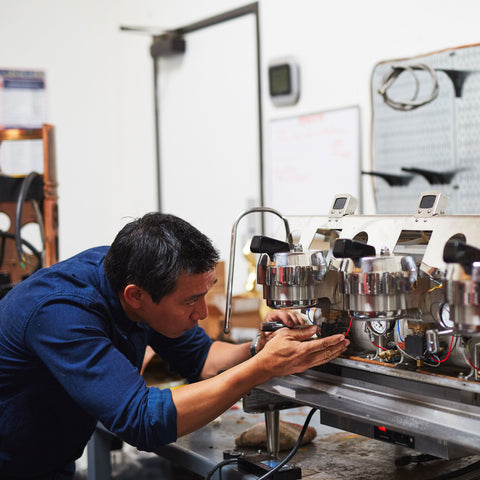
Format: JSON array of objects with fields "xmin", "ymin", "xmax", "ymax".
[
  {"xmin": 439, "ymin": 303, "xmax": 454, "ymax": 329},
  {"xmin": 368, "ymin": 320, "xmax": 393, "ymax": 335},
  {"xmin": 268, "ymin": 57, "xmax": 300, "ymax": 107}
]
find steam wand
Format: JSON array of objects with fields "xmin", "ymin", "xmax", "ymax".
[{"xmin": 223, "ymin": 207, "xmax": 292, "ymax": 335}]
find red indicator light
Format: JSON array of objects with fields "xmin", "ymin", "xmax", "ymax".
[{"xmin": 377, "ymin": 426, "xmax": 387, "ymax": 432}]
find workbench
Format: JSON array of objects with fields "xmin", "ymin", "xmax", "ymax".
[{"xmin": 154, "ymin": 403, "xmax": 480, "ymax": 480}]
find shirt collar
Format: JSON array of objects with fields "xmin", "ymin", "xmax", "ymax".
[{"xmin": 97, "ymin": 256, "xmax": 140, "ymax": 336}]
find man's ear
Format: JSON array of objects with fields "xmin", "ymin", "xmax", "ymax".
[{"xmin": 123, "ymin": 284, "xmax": 146, "ymax": 309}]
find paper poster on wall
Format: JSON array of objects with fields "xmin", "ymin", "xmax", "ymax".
[
  {"xmin": 265, "ymin": 106, "xmax": 361, "ymax": 218},
  {"xmin": 0, "ymin": 69, "xmax": 47, "ymax": 175}
]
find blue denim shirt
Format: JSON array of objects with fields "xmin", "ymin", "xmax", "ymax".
[{"xmin": 0, "ymin": 246, "xmax": 212, "ymax": 478}]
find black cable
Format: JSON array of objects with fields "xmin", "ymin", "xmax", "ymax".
[
  {"xmin": 0, "ymin": 232, "xmax": 6, "ymax": 267},
  {"xmin": 0, "ymin": 231, "xmax": 42, "ymax": 273},
  {"xmin": 257, "ymin": 408, "xmax": 317, "ymax": 480},
  {"xmin": 15, "ymin": 172, "xmax": 41, "ymax": 267},
  {"xmin": 204, "ymin": 408, "xmax": 317, "ymax": 480},
  {"xmin": 430, "ymin": 459, "xmax": 480, "ymax": 480},
  {"xmin": 204, "ymin": 458, "xmax": 239, "ymax": 480}
]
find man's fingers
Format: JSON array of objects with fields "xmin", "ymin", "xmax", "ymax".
[
  {"xmin": 307, "ymin": 336, "xmax": 349, "ymax": 365},
  {"xmin": 284, "ymin": 324, "xmax": 318, "ymax": 339},
  {"xmin": 318, "ymin": 333, "xmax": 349, "ymax": 347}
]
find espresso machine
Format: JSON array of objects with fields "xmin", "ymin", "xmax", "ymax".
[{"xmin": 224, "ymin": 191, "xmax": 480, "ymax": 460}]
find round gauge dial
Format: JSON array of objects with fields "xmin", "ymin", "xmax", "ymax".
[
  {"xmin": 368, "ymin": 320, "xmax": 392, "ymax": 335},
  {"xmin": 440, "ymin": 303, "xmax": 454, "ymax": 328}
]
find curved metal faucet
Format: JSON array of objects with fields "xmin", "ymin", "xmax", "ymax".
[{"xmin": 223, "ymin": 207, "xmax": 292, "ymax": 334}]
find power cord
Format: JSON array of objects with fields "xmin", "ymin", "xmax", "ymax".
[
  {"xmin": 14, "ymin": 172, "xmax": 43, "ymax": 268},
  {"xmin": 204, "ymin": 458, "xmax": 240, "ymax": 480},
  {"xmin": 378, "ymin": 62, "xmax": 439, "ymax": 111},
  {"xmin": 203, "ymin": 408, "xmax": 317, "ymax": 480},
  {"xmin": 0, "ymin": 231, "xmax": 42, "ymax": 273}
]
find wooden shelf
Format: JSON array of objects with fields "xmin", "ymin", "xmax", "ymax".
[{"xmin": 0, "ymin": 124, "xmax": 58, "ymax": 282}]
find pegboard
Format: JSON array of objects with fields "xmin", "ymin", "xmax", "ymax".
[{"xmin": 370, "ymin": 44, "xmax": 480, "ymax": 214}]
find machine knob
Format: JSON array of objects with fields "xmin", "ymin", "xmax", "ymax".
[
  {"xmin": 333, "ymin": 238, "xmax": 376, "ymax": 266},
  {"xmin": 250, "ymin": 235, "xmax": 291, "ymax": 260},
  {"xmin": 443, "ymin": 240, "xmax": 480, "ymax": 275}
]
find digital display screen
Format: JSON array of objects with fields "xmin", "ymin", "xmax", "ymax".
[
  {"xmin": 419, "ymin": 194, "xmax": 436, "ymax": 209},
  {"xmin": 333, "ymin": 197, "xmax": 347, "ymax": 210},
  {"xmin": 269, "ymin": 64, "xmax": 291, "ymax": 96}
]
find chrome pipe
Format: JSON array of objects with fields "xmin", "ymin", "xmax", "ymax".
[
  {"xmin": 223, "ymin": 207, "xmax": 291, "ymax": 334},
  {"xmin": 264, "ymin": 409, "xmax": 280, "ymax": 458}
]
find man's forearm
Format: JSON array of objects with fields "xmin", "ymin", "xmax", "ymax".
[
  {"xmin": 172, "ymin": 328, "xmax": 349, "ymax": 440},
  {"xmin": 200, "ymin": 340, "xmax": 251, "ymax": 379},
  {"xmin": 172, "ymin": 355, "xmax": 269, "ymax": 437}
]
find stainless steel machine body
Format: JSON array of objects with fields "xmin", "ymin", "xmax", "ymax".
[{"xmin": 228, "ymin": 192, "xmax": 480, "ymax": 460}]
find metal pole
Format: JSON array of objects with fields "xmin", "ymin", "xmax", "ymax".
[{"xmin": 153, "ymin": 58, "xmax": 162, "ymax": 212}]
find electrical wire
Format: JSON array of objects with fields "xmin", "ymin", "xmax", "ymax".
[
  {"xmin": 203, "ymin": 408, "xmax": 318, "ymax": 480},
  {"xmin": 396, "ymin": 344, "xmax": 419, "ymax": 362},
  {"xmin": 257, "ymin": 408, "xmax": 317, "ymax": 480},
  {"xmin": 430, "ymin": 459, "xmax": 480, "ymax": 480},
  {"xmin": 378, "ymin": 62, "xmax": 439, "ymax": 111},
  {"xmin": 424, "ymin": 354, "xmax": 441, "ymax": 368},
  {"xmin": 396, "ymin": 320, "xmax": 404, "ymax": 343},
  {"xmin": 344, "ymin": 316, "xmax": 353, "ymax": 337},
  {"xmin": 15, "ymin": 172, "xmax": 42, "ymax": 268},
  {"xmin": 305, "ymin": 308, "xmax": 320, "ymax": 338},
  {"xmin": 204, "ymin": 458, "xmax": 239, "ymax": 480},
  {"xmin": 0, "ymin": 231, "xmax": 42, "ymax": 274},
  {"xmin": 371, "ymin": 339, "xmax": 388, "ymax": 351},
  {"xmin": 467, "ymin": 357, "xmax": 480, "ymax": 372},
  {"xmin": 429, "ymin": 335, "xmax": 455, "ymax": 364},
  {"xmin": 0, "ymin": 232, "xmax": 6, "ymax": 267}
]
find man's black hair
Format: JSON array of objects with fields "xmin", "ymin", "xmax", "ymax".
[{"xmin": 104, "ymin": 213, "xmax": 220, "ymax": 303}]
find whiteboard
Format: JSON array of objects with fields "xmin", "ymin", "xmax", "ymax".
[{"xmin": 265, "ymin": 106, "xmax": 361, "ymax": 218}]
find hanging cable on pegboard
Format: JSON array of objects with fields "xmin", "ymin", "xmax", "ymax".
[{"xmin": 377, "ymin": 62, "xmax": 439, "ymax": 111}]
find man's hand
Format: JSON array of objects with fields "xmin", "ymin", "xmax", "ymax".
[
  {"xmin": 263, "ymin": 309, "xmax": 307, "ymax": 328},
  {"xmin": 254, "ymin": 327, "xmax": 349, "ymax": 378},
  {"xmin": 173, "ymin": 320, "xmax": 348, "ymax": 438},
  {"xmin": 256, "ymin": 309, "xmax": 313, "ymax": 353}
]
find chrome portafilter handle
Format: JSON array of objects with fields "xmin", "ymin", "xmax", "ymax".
[{"xmin": 223, "ymin": 207, "xmax": 292, "ymax": 335}]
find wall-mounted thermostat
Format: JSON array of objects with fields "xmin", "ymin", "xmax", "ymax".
[{"xmin": 268, "ymin": 57, "xmax": 300, "ymax": 107}]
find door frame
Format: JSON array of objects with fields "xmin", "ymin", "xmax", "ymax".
[{"xmin": 149, "ymin": 2, "xmax": 264, "ymax": 219}]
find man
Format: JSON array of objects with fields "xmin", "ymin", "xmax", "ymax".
[{"xmin": 0, "ymin": 213, "xmax": 349, "ymax": 479}]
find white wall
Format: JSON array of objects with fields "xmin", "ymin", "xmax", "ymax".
[
  {"xmin": 2, "ymin": 0, "xmax": 480, "ymax": 258},
  {"xmin": 1, "ymin": 0, "xmax": 158, "ymax": 259}
]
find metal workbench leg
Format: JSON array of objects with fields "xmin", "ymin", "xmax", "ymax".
[{"xmin": 87, "ymin": 427, "xmax": 113, "ymax": 480}]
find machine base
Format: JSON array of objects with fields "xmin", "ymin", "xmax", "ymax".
[{"xmin": 238, "ymin": 454, "xmax": 301, "ymax": 479}]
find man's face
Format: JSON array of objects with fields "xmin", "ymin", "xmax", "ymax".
[{"xmin": 140, "ymin": 269, "xmax": 217, "ymax": 338}]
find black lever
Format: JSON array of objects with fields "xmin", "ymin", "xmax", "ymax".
[
  {"xmin": 401, "ymin": 167, "xmax": 465, "ymax": 185},
  {"xmin": 443, "ymin": 240, "xmax": 480, "ymax": 275},
  {"xmin": 250, "ymin": 235, "xmax": 291, "ymax": 261},
  {"xmin": 362, "ymin": 171, "xmax": 414, "ymax": 186},
  {"xmin": 333, "ymin": 239, "xmax": 376, "ymax": 267}
]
